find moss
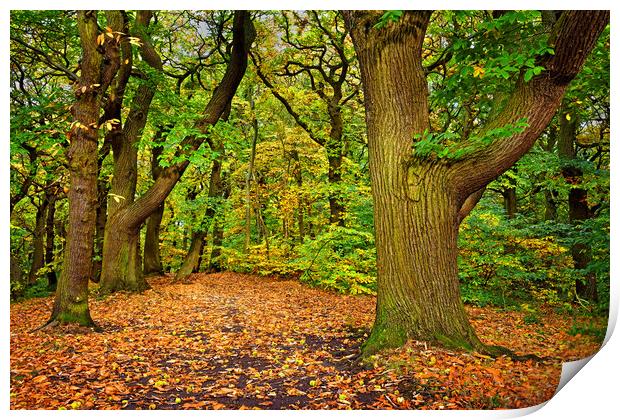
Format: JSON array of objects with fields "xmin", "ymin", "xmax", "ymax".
[
  {"xmin": 434, "ymin": 332, "xmax": 475, "ymax": 352},
  {"xmin": 55, "ymin": 302, "xmax": 93, "ymax": 326},
  {"xmin": 361, "ymin": 323, "xmax": 408, "ymax": 357}
]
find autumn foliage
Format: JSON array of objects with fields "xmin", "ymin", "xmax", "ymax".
[{"xmin": 11, "ymin": 273, "xmax": 604, "ymax": 410}]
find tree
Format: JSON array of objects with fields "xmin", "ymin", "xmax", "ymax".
[
  {"xmin": 252, "ymin": 11, "xmax": 359, "ymax": 226},
  {"xmin": 99, "ymin": 11, "xmax": 256, "ymax": 293},
  {"xmin": 342, "ymin": 10, "xmax": 608, "ymax": 355},
  {"xmin": 45, "ymin": 10, "xmax": 122, "ymax": 326}
]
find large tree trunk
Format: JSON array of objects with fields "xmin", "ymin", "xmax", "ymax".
[
  {"xmin": 46, "ymin": 10, "xmax": 113, "ymax": 327},
  {"xmin": 344, "ymin": 10, "xmax": 608, "ymax": 355},
  {"xmin": 100, "ymin": 11, "xmax": 255, "ymax": 293},
  {"xmin": 558, "ymin": 110, "xmax": 598, "ymax": 303},
  {"xmin": 99, "ymin": 11, "xmax": 162, "ymax": 293}
]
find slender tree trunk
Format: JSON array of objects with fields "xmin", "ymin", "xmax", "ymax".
[
  {"xmin": 543, "ymin": 128, "xmax": 558, "ymax": 220},
  {"xmin": 326, "ymin": 104, "xmax": 346, "ymax": 226},
  {"xmin": 291, "ymin": 149, "xmax": 305, "ymax": 243},
  {"xmin": 558, "ymin": 110, "xmax": 598, "ymax": 303},
  {"xmin": 244, "ymin": 93, "xmax": 259, "ymax": 253},
  {"xmin": 502, "ymin": 187, "xmax": 517, "ymax": 219},
  {"xmin": 344, "ymin": 10, "xmax": 608, "ymax": 355},
  {"xmin": 11, "ymin": 254, "xmax": 24, "ymax": 300},
  {"xmin": 544, "ymin": 190, "xmax": 558, "ymax": 220},
  {"xmin": 143, "ymin": 144, "xmax": 165, "ymax": 275},
  {"xmin": 45, "ymin": 191, "xmax": 58, "ymax": 291},
  {"xmin": 28, "ymin": 197, "xmax": 48, "ymax": 284},
  {"xmin": 143, "ymin": 203, "xmax": 165, "ymax": 275},
  {"xmin": 209, "ymin": 174, "xmax": 231, "ymax": 272},
  {"xmin": 175, "ymin": 156, "xmax": 222, "ymax": 281}
]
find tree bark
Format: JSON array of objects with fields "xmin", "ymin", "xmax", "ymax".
[
  {"xmin": 502, "ymin": 187, "xmax": 517, "ymax": 219},
  {"xmin": 344, "ymin": 10, "xmax": 608, "ymax": 355},
  {"xmin": 209, "ymin": 173, "xmax": 231, "ymax": 272},
  {"xmin": 92, "ymin": 178, "xmax": 108, "ymax": 282},
  {"xmin": 46, "ymin": 10, "xmax": 111, "ymax": 327},
  {"xmin": 99, "ymin": 11, "xmax": 161, "ymax": 293}
]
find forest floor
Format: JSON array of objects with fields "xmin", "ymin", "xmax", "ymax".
[{"xmin": 10, "ymin": 272, "xmax": 606, "ymax": 410}]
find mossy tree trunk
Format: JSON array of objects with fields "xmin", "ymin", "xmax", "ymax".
[
  {"xmin": 99, "ymin": 11, "xmax": 162, "ymax": 293},
  {"xmin": 47, "ymin": 10, "xmax": 120, "ymax": 327},
  {"xmin": 344, "ymin": 10, "xmax": 608, "ymax": 355}
]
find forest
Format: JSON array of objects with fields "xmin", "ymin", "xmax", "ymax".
[{"xmin": 9, "ymin": 10, "xmax": 610, "ymax": 410}]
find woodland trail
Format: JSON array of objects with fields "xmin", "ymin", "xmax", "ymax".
[{"xmin": 10, "ymin": 273, "xmax": 604, "ymax": 410}]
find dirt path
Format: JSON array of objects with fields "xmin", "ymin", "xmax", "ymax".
[{"xmin": 10, "ymin": 273, "xmax": 604, "ymax": 409}]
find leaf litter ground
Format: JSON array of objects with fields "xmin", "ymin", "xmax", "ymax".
[{"xmin": 10, "ymin": 272, "xmax": 605, "ymax": 410}]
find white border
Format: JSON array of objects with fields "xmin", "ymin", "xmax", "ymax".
[{"xmin": 2, "ymin": 2, "xmax": 617, "ymax": 419}]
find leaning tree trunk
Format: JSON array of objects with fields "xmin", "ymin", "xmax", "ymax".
[
  {"xmin": 99, "ymin": 11, "xmax": 255, "ymax": 293},
  {"xmin": 344, "ymin": 10, "xmax": 608, "ymax": 355},
  {"xmin": 46, "ymin": 10, "xmax": 112, "ymax": 327}
]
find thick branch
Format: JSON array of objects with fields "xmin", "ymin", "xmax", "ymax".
[
  {"xmin": 122, "ymin": 11, "xmax": 255, "ymax": 230},
  {"xmin": 451, "ymin": 11, "xmax": 609, "ymax": 199}
]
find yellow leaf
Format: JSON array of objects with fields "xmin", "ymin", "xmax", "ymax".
[
  {"xmin": 175, "ymin": 397, "xmax": 182, "ymax": 404},
  {"xmin": 565, "ymin": 113, "xmax": 571, "ymax": 121},
  {"xmin": 473, "ymin": 66, "xmax": 485, "ymax": 78},
  {"xmin": 148, "ymin": 403, "xmax": 156, "ymax": 410},
  {"xmin": 124, "ymin": 59, "xmax": 130, "ymax": 65}
]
